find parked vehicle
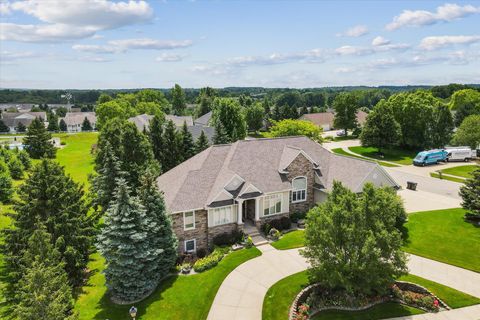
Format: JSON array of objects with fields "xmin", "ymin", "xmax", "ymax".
[
  {"xmin": 413, "ymin": 149, "xmax": 448, "ymax": 166},
  {"xmin": 445, "ymin": 146, "xmax": 476, "ymax": 162}
]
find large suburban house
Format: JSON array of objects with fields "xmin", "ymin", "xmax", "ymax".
[
  {"xmin": 128, "ymin": 114, "xmax": 215, "ymax": 142},
  {"xmin": 60, "ymin": 112, "xmax": 97, "ymax": 132},
  {"xmin": 0, "ymin": 111, "xmax": 47, "ymax": 132},
  {"xmin": 300, "ymin": 111, "xmax": 368, "ymax": 131},
  {"xmin": 156, "ymin": 136, "xmax": 399, "ymax": 254}
]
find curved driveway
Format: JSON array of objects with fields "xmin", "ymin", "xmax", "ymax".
[{"xmin": 207, "ymin": 245, "xmax": 480, "ymax": 320}]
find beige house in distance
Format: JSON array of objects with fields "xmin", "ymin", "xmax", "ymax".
[
  {"xmin": 300, "ymin": 111, "xmax": 368, "ymax": 131},
  {"xmin": 60, "ymin": 112, "xmax": 97, "ymax": 132},
  {"xmin": 156, "ymin": 136, "xmax": 399, "ymax": 254}
]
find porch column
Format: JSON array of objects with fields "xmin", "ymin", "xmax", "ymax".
[
  {"xmin": 255, "ymin": 197, "xmax": 260, "ymax": 222},
  {"xmin": 237, "ymin": 199, "xmax": 244, "ymax": 225}
]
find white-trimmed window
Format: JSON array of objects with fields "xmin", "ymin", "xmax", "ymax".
[
  {"xmin": 209, "ymin": 206, "xmax": 235, "ymax": 226},
  {"xmin": 184, "ymin": 239, "xmax": 196, "ymax": 253},
  {"xmin": 183, "ymin": 211, "xmax": 195, "ymax": 230},
  {"xmin": 263, "ymin": 194, "xmax": 282, "ymax": 216},
  {"xmin": 292, "ymin": 177, "xmax": 307, "ymax": 203}
]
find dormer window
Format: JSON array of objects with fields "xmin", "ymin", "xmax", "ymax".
[{"xmin": 292, "ymin": 177, "xmax": 307, "ymax": 203}]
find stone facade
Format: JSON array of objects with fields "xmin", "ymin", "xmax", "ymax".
[
  {"xmin": 259, "ymin": 212, "xmax": 290, "ymax": 227},
  {"xmin": 171, "ymin": 210, "xmax": 208, "ymax": 254},
  {"xmin": 207, "ymin": 223, "xmax": 240, "ymax": 247},
  {"xmin": 286, "ymin": 153, "xmax": 316, "ymax": 214}
]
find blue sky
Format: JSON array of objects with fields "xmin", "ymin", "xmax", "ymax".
[{"xmin": 1, "ymin": 0, "xmax": 479, "ymax": 89}]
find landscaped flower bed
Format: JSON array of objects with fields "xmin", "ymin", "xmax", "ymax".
[{"xmin": 289, "ymin": 281, "xmax": 449, "ymax": 320}]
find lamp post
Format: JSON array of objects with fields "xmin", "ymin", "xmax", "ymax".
[{"xmin": 129, "ymin": 306, "xmax": 137, "ymax": 320}]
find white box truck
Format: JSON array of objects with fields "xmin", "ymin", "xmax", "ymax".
[{"xmin": 445, "ymin": 146, "xmax": 476, "ymax": 162}]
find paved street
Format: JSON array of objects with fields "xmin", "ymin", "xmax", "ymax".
[{"xmin": 207, "ymin": 246, "xmax": 480, "ymax": 320}]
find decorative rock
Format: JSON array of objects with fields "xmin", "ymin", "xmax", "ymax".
[
  {"xmin": 297, "ymin": 219, "xmax": 306, "ymax": 228},
  {"xmin": 231, "ymin": 244, "xmax": 244, "ymax": 251}
]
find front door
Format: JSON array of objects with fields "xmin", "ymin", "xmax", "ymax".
[{"xmin": 245, "ymin": 199, "xmax": 256, "ymax": 221}]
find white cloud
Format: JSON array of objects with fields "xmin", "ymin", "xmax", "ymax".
[
  {"xmin": 1, "ymin": 50, "xmax": 37, "ymax": 61},
  {"xmin": 372, "ymin": 36, "xmax": 390, "ymax": 46},
  {"xmin": 78, "ymin": 56, "xmax": 111, "ymax": 63},
  {"xmin": 1, "ymin": 0, "xmax": 153, "ymax": 42},
  {"xmin": 155, "ymin": 53, "xmax": 185, "ymax": 62},
  {"xmin": 72, "ymin": 38, "xmax": 193, "ymax": 53},
  {"xmin": 0, "ymin": 1, "xmax": 11, "ymax": 15},
  {"xmin": 419, "ymin": 35, "xmax": 480, "ymax": 50},
  {"xmin": 335, "ymin": 45, "xmax": 373, "ymax": 56},
  {"xmin": 386, "ymin": 3, "xmax": 480, "ymax": 30},
  {"xmin": 337, "ymin": 25, "xmax": 369, "ymax": 37},
  {"xmin": 226, "ymin": 49, "xmax": 327, "ymax": 66}
]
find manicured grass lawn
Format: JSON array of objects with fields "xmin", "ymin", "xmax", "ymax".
[
  {"xmin": 75, "ymin": 247, "xmax": 261, "ymax": 320},
  {"xmin": 263, "ymin": 270, "xmax": 479, "ymax": 320},
  {"xmin": 398, "ymin": 274, "xmax": 480, "ymax": 309},
  {"xmin": 430, "ymin": 172, "xmax": 466, "ymax": 183},
  {"xmin": 348, "ymin": 146, "xmax": 417, "ymax": 165},
  {"xmin": 312, "ymin": 302, "xmax": 423, "ymax": 320},
  {"xmin": 331, "ymin": 148, "xmax": 399, "ymax": 167},
  {"xmin": 440, "ymin": 165, "xmax": 479, "ymax": 179},
  {"xmin": 402, "ymin": 208, "xmax": 480, "ymax": 272},
  {"xmin": 262, "ymin": 270, "xmax": 309, "ymax": 320},
  {"xmin": 272, "ymin": 230, "xmax": 305, "ymax": 250},
  {"xmin": 55, "ymin": 132, "xmax": 98, "ymax": 187}
]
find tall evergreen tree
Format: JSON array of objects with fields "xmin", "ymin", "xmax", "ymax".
[
  {"xmin": 213, "ymin": 121, "xmax": 231, "ymax": 145},
  {"xmin": 148, "ymin": 114, "xmax": 165, "ymax": 168},
  {"xmin": 24, "ymin": 117, "xmax": 56, "ymax": 159},
  {"xmin": 81, "ymin": 117, "xmax": 93, "ymax": 131},
  {"xmin": 171, "ymin": 84, "xmax": 187, "ymax": 116},
  {"xmin": 0, "ymin": 159, "xmax": 13, "ymax": 203},
  {"xmin": 139, "ymin": 170, "xmax": 177, "ymax": 280},
  {"xmin": 460, "ymin": 168, "xmax": 480, "ymax": 218},
  {"xmin": 3, "ymin": 160, "xmax": 92, "ymax": 292},
  {"xmin": 91, "ymin": 142, "xmax": 124, "ymax": 212},
  {"xmin": 14, "ymin": 229, "xmax": 76, "ymax": 320},
  {"xmin": 180, "ymin": 121, "xmax": 195, "ymax": 160},
  {"xmin": 161, "ymin": 120, "xmax": 182, "ymax": 172},
  {"xmin": 16, "ymin": 122, "xmax": 26, "ymax": 132},
  {"xmin": 97, "ymin": 178, "xmax": 156, "ymax": 303},
  {"xmin": 47, "ymin": 112, "xmax": 59, "ymax": 132},
  {"xmin": 59, "ymin": 118, "xmax": 67, "ymax": 132},
  {"xmin": 8, "ymin": 155, "xmax": 24, "ymax": 179},
  {"xmin": 195, "ymin": 130, "xmax": 210, "ymax": 153}
]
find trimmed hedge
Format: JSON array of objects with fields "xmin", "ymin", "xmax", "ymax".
[
  {"xmin": 212, "ymin": 229, "xmax": 244, "ymax": 247},
  {"xmin": 193, "ymin": 247, "xmax": 229, "ymax": 272}
]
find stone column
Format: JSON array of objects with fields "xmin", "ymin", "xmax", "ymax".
[{"xmin": 237, "ymin": 199, "xmax": 244, "ymax": 225}]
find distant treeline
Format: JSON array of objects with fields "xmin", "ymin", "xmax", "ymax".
[{"xmin": 1, "ymin": 83, "xmax": 479, "ymax": 105}]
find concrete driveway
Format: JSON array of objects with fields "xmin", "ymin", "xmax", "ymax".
[{"xmin": 207, "ymin": 246, "xmax": 480, "ymax": 320}]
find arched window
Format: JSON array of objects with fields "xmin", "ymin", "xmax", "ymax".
[{"xmin": 292, "ymin": 177, "xmax": 307, "ymax": 203}]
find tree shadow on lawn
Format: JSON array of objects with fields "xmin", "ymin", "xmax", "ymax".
[{"xmin": 92, "ymin": 275, "xmax": 178, "ymax": 320}]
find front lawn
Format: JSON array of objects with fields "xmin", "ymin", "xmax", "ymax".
[
  {"xmin": 348, "ymin": 146, "xmax": 417, "ymax": 165},
  {"xmin": 331, "ymin": 148, "xmax": 399, "ymax": 167},
  {"xmin": 75, "ymin": 247, "xmax": 261, "ymax": 320},
  {"xmin": 402, "ymin": 208, "xmax": 480, "ymax": 272},
  {"xmin": 440, "ymin": 165, "xmax": 479, "ymax": 179},
  {"xmin": 271, "ymin": 230, "xmax": 305, "ymax": 250},
  {"xmin": 262, "ymin": 271, "xmax": 479, "ymax": 320},
  {"xmin": 430, "ymin": 172, "xmax": 465, "ymax": 183}
]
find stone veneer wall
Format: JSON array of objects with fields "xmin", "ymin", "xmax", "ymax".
[
  {"xmin": 207, "ymin": 223, "xmax": 240, "ymax": 248},
  {"xmin": 286, "ymin": 153, "xmax": 316, "ymax": 214},
  {"xmin": 259, "ymin": 212, "xmax": 290, "ymax": 227},
  {"xmin": 171, "ymin": 209, "xmax": 208, "ymax": 254}
]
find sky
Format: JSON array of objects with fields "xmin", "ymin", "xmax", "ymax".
[{"xmin": 0, "ymin": 0, "xmax": 479, "ymax": 89}]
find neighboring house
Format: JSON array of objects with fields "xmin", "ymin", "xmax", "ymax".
[
  {"xmin": 156, "ymin": 136, "xmax": 399, "ymax": 254},
  {"xmin": 0, "ymin": 112, "xmax": 47, "ymax": 132},
  {"xmin": 194, "ymin": 111, "xmax": 212, "ymax": 126},
  {"xmin": 300, "ymin": 111, "xmax": 368, "ymax": 131},
  {"xmin": 60, "ymin": 112, "xmax": 97, "ymax": 132},
  {"xmin": 128, "ymin": 114, "xmax": 215, "ymax": 142}
]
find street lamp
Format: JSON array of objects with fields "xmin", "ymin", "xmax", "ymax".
[{"xmin": 129, "ymin": 306, "xmax": 137, "ymax": 320}]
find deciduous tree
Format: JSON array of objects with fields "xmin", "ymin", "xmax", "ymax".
[
  {"xmin": 212, "ymin": 98, "xmax": 246, "ymax": 142},
  {"xmin": 267, "ymin": 119, "xmax": 323, "ymax": 143},
  {"xmin": 333, "ymin": 92, "xmax": 360, "ymax": 135},
  {"xmin": 460, "ymin": 168, "xmax": 480, "ymax": 219},
  {"xmin": 245, "ymin": 102, "xmax": 264, "ymax": 132},
  {"xmin": 452, "ymin": 115, "xmax": 480, "ymax": 149}
]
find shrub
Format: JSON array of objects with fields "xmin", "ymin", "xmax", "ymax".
[
  {"xmin": 196, "ymin": 248, "xmax": 207, "ymax": 259},
  {"xmin": 60, "ymin": 141, "xmax": 66, "ymax": 146},
  {"xmin": 8, "ymin": 156, "xmax": 24, "ymax": 180},
  {"xmin": 212, "ymin": 229, "xmax": 244, "ymax": 246},
  {"xmin": 261, "ymin": 223, "xmax": 271, "ymax": 234},
  {"xmin": 193, "ymin": 247, "xmax": 227, "ymax": 272},
  {"xmin": 265, "ymin": 216, "xmax": 292, "ymax": 231},
  {"xmin": 245, "ymin": 236, "xmax": 253, "ymax": 248},
  {"xmin": 17, "ymin": 150, "xmax": 31, "ymax": 170},
  {"xmin": 269, "ymin": 228, "xmax": 281, "ymax": 240},
  {"xmin": 280, "ymin": 216, "xmax": 291, "ymax": 230},
  {"xmin": 291, "ymin": 211, "xmax": 307, "ymax": 223}
]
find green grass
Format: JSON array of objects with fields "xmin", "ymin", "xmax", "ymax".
[
  {"xmin": 55, "ymin": 132, "xmax": 98, "ymax": 186},
  {"xmin": 348, "ymin": 146, "xmax": 417, "ymax": 165},
  {"xmin": 440, "ymin": 165, "xmax": 479, "ymax": 179},
  {"xmin": 272, "ymin": 230, "xmax": 305, "ymax": 250},
  {"xmin": 311, "ymin": 302, "xmax": 423, "ymax": 320},
  {"xmin": 402, "ymin": 208, "xmax": 480, "ymax": 272},
  {"xmin": 263, "ymin": 270, "xmax": 479, "ymax": 320},
  {"xmin": 75, "ymin": 247, "xmax": 261, "ymax": 320},
  {"xmin": 398, "ymin": 274, "xmax": 480, "ymax": 309},
  {"xmin": 430, "ymin": 172, "xmax": 466, "ymax": 183},
  {"xmin": 262, "ymin": 271, "xmax": 309, "ymax": 320},
  {"xmin": 331, "ymin": 148, "xmax": 399, "ymax": 167}
]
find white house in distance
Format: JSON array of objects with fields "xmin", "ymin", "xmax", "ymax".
[{"xmin": 60, "ymin": 112, "xmax": 97, "ymax": 132}]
